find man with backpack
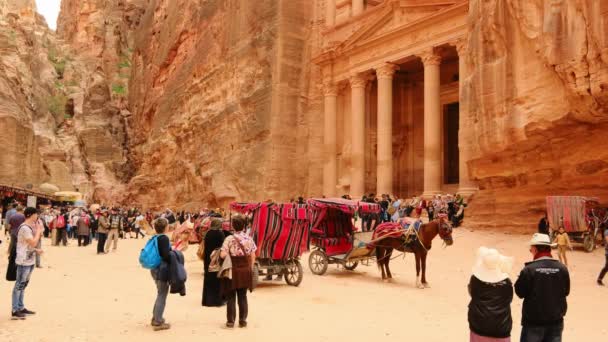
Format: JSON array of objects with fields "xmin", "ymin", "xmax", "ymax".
[
  {"xmin": 54, "ymin": 209, "xmax": 68, "ymax": 246},
  {"xmin": 141, "ymin": 218, "xmax": 172, "ymax": 331},
  {"xmin": 11, "ymin": 207, "xmax": 43, "ymax": 320},
  {"xmin": 105, "ymin": 208, "xmax": 123, "ymax": 253}
]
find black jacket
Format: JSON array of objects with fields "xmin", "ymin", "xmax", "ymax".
[
  {"xmin": 156, "ymin": 250, "xmax": 187, "ymax": 296},
  {"xmin": 468, "ymin": 276, "xmax": 513, "ymax": 338},
  {"xmin": 514, "ymin": 257, "xmax": 570, "ymax": 326}
]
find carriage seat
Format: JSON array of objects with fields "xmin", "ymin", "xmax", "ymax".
[{"xmin": 312, "ymin": 236, "xmax": 352, "ymax": 256}]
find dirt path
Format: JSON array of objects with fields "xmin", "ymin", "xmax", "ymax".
[{"xmin": 1, "ymin": 228, "xmax": 606, "ymax": 341}]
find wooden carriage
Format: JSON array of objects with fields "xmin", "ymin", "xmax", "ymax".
[
  {"xmin": 307, "ymin": 198, "xmax": 381, "ymax": 275},
  {"xmin": 230, "ymin": 201, "xmax": 310, "ymax": 287},
  {"xmin": 546, "ymin": 196, "xmax": 605, "ymax": 252}
]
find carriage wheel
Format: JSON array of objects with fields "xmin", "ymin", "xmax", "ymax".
[
  {"xmin": 284, "ymin": 259, "xmax": 304, "ymax": 286},
  {"xmin": 252, "ymin": 264, "xmax": 259, "ymax": 289},
  {"xmin": 583, "ymin": 234, "xmax": 595, "ymax": 253},
  {"xmin": 309, "ymin": 250, "xmax": 328, "ymax": 275},
  {"xmin": 344, "ymin": 261, "xmax": 358, "ymax": 271}
]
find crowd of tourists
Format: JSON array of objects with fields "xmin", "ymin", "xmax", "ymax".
[
  {"xmin": 2, "ymin": 202, "xmax": 253, "ymax": 330},
  {"xmin": 2, "ymin": 197, "xmax": 607, "ymax": 341},
  {"xmin": 353, "ymin": 192, "xmax": 466, "ymax": 231}
]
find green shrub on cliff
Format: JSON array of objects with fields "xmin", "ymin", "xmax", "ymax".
[
  {"xmin": 47, "ymin": 48, "xmax": 67, "ymax": 78},
  {"xmin": 47, "ymin": 93, "xmax": 68, "ymax": 118},
  {"xmin": 112, "ymin": 84, "xmax": 126, "ymax": 95}
]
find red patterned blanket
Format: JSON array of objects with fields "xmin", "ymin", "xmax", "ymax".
[{"xmin": 369, "ymin": 222, "xmax": 407, "ymax": 249}]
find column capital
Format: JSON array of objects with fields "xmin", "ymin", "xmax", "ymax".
[
  {"xmin": 454, "ymin": 38, "xmax": 467, "ymax": 56},
  {"xmin": 375, "ymin": 63, "xmax": 398, "ymax": 80},
  {"xmin": 323, "ymin": 81, "xmax": 338, "ymax": 96},
  {"xmin": 418, "ymin": 49, "xmax": 441, "ymax": 66},
  {"xmin": 349, "ymin": 73, "xmax": 368, "ymax": 89}
]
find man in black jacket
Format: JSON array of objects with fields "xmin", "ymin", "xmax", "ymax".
[{"xmin": 515, "ymin": 233, "xmax": 570, "ymax": 342}]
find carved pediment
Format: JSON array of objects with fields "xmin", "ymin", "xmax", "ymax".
[{"xmin": 340, "ymin": 0, "xmax": 461, "ymax": 51}]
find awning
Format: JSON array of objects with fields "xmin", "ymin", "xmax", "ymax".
[
  {"xmin": 39, "ymin": 183, "xmax": 60, "ymax": 194},
  {"xmin": 0, "ymin": 183, "xmax": 57, "ymax": 201},
  {"xmin": 54, "ymin": 191, "xmax": 83, "ymax": 202}
]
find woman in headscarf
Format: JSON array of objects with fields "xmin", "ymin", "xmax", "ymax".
[{"xmin": 202, "ymin": 218, "xmax": 226, "ymax": 307}]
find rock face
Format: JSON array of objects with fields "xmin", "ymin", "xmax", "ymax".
[
  {"xmin": 124, "ymin": 0, "xmax": 318, "ymax": 209},
  {"xmin": 463, "ymin": 0, "xmax": 608, "ymax": 231},
  {"xmin": 0, "ymin": 0, "xmax": 132, "ymax": 202}
]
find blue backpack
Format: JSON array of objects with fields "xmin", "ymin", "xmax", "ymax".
[{"xmin": 139, "ymin": 235, "xmax": 161, "ymax": 269}]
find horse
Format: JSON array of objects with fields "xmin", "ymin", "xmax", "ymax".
[{"xmin": 375, "ymin": 216, "xmax": 454, "ymax": 288}]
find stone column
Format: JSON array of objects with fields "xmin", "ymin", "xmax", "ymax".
[
  {"xmin": 323, "ymin": 82, "xmax": 338, "ymax": 197},
  {"xmin": 455, "ymin": 39, "xmax": 478, "ymax": 198},
  {"xmin": 375, "ymin": 63, "xmax": 397, "ymax": 196},
  {"xmin": 350, "ymin": 73, "xmax": 367, "ymax": 198},
  {"xmin": 419, "ymin": 49, "xmax": 442, "ymax": 197},
  {"xmin": 325, "ymin": 0, "xmax": 336, "ymax": 27},
  {"xmin": 352, "ymin": 0, "xmax": 364, "ymax": 16}
]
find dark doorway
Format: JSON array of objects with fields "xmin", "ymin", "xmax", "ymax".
[{"xmin": 443, "ymin": 103, "xmax": 459, "ymax": 184}]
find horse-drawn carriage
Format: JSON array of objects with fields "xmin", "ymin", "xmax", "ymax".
[
  {"xmin": 546, "ymin": 196, "xmax": 606, "ymax": 252},
  {"xmin": 230, "ymin": 201, "xmax": 309, "ymax": 287},
  {"xmin": 307, "ymin": 198, "xmax": 381, "ymax": 275}
]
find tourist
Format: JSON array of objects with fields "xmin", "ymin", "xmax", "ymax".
[
  {"xmin": 468, "ymin": 247, "xmax": 513, "ymax": 342},
  {"xmin": 76, "ymin": 211, "xmax": 90, "ymax": 247},
  {"xmin": 89, "ymin": 210, "xmax": 99, "ymax": 242},
  {"xmin": 34, "ymin": 217, "xmax": 44, "ymax": 268},
  {"xmin": 43, "ymin": 209, "xmax": 54, "ymax": 239},
  {"xmin": 379, "ymin": 194, "xmax": 389, "ymax": 223},
  {"xmin": 4, "ymin": 203, "xmax": 18, "ymax": 236},
  {"xmin": 68, "ymin": 209, "xmax": 79, "ymax": 240},
  {"xmin": 105, "ymin": 208, "xmax": 123, "ymax": 252},
  {"xmin": 149, "ymin": 218, "xmax": 172, "ymax": 331},
  {"xmin": 165, "ymin": 209, "xmax": 176, "ymax": 230},
  {"xmin": 8, "ymin": 206, "xmax": 25, "ymax": 237},
  {"xmin": 41, "ymin": 209, "xmax": 51, "ymax": 238},
  {"xmin": 97, "ymin": 209, "xmax": 109, "ymax": 254},
  {"xmin": 514, "ymin": 233, "xmax": 569, "ymax": 342},
  {"xmin": 11, "ymin": 207, "xmax": 43, "ymax": 320},
  {"xmin": 538, "ymin": 213, "xmax": 550, "ymax": 235},
  {"xmin": 134, "ymin": 212, "xmax": 146, "ymax": 239},
  {"xmin": 597, "ymin": 223, "xmax": 608, "ymax": 286},
  {"xmin": 553, "ymin": 227, "xmax": 572, "ymax": 268},
  {"xmin": 202, "ymin": 218, "xmax": 226, "ymax": 307},
  {"xmin": 54, "ymin": 209, "xmax": 68, "ymax": 246},
  {"xmin": 220, "ymin": 215, "xmax": 256, "ymax": 328},
  {"xmin": 452, "ymin": 202, "xmax": 465, "ymax": 227},
  {"xmin": 124, "ymin": 211, "xmax": 134, "ymax": 239}
]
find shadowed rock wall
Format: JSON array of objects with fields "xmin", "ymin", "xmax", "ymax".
[{"xmin": 124, "ymin": 0, "xmax": 317, "ymax": 209}]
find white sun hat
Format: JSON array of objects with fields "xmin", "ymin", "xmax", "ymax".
[
  {"xmin": 528, "ymin": 233, "xmax": 557, "ymax": 247},
  {"xmin": 472, "ymin": 247, "xmax": 513, "ymax": 283}
]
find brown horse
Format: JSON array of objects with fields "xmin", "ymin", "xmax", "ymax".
[{"xmin": 375, "ymin": 217, "xmax": 453, "ymax": 288}]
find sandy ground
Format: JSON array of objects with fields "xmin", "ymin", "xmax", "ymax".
[{"xmin": 0, "ymin": 227, "xmax": 607, "ymax": 342}]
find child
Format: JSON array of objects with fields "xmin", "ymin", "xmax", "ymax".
[{"xmin": 554, "ymin": 226, "xmax": 572, "ymax": 267}]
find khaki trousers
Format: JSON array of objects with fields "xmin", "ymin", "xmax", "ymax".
[
  {"xmin": 51, "ymin": 229, "xmax": 58, "ymax": 246},
  {"xmin": 105, "ymin": 229, "xmax": 119, "ymax": 252}
]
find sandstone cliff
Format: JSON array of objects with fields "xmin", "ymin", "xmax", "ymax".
[
  {"xmin": 0, "ymin": 0, "xmax": 132, "ymax": 202},
  {"xmin": 124, "ymin": 0, "xmax": 318, "ymax": 209},
  {"xmin": 463, "ymin": 0, "xmax": 608, "ymax": 231}
]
